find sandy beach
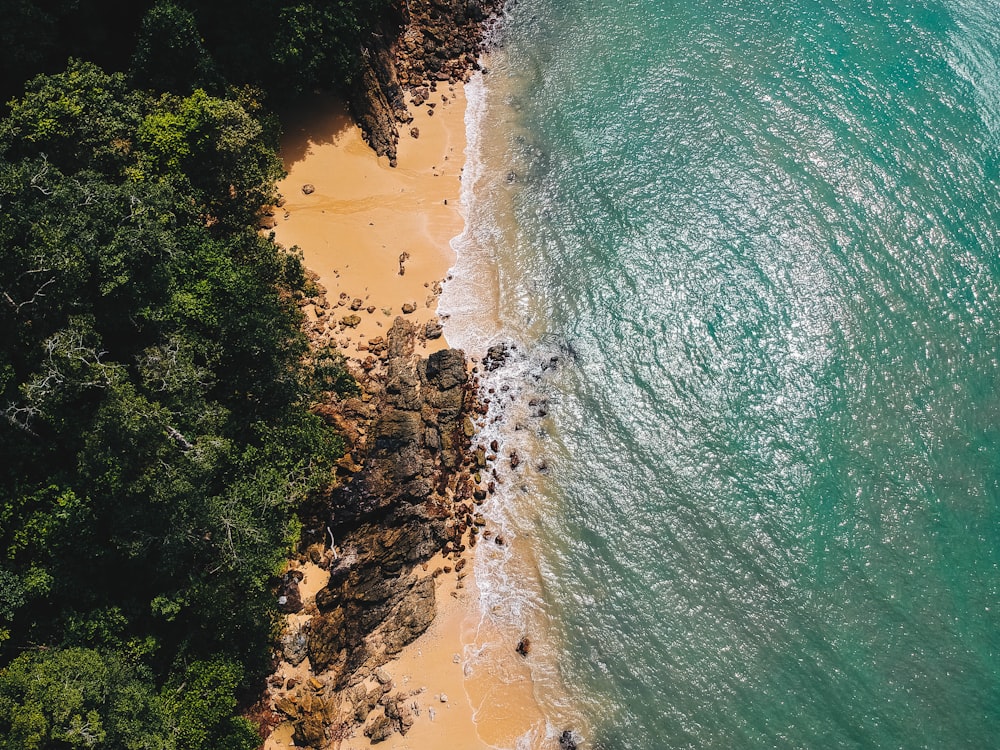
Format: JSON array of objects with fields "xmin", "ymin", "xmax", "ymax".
[
  {"xmin": 273, "ymin": 89, "xmax": 466, "ymax": 358},
  {"xmin": 265, "ymin": 84, "xmax": 550, "ymax": 749}
]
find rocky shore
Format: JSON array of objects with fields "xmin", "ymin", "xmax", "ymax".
[
  {"xmin": 255, "ymin": 3, "xmax": 514, "ymax": 746},
  {"xmin": 350, "ymin": 0, "xmax": 503, "ymax": 166},
  {"xmin": 260, "ymin": 279, "xmax": 495, "ymax": 747}
]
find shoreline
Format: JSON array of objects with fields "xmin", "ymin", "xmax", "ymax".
[{"xmin": 264, "ymin": 80, "xmax": 549, "ymax": 749}]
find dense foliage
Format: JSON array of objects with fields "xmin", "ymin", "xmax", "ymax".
[
  {"xmin": 0, "ymin": 7, "xmax": 366, "ymax": 739},
  {"xmin": 0, "ymin": 0, "xmax": 395, "ymax": 107}
]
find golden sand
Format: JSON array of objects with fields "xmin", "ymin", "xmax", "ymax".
[{"xmin": 273, "ymin": 89, "xmax": 466, "ymax": 356}]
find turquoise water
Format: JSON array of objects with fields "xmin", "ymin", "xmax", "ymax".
[{"xmin": 443, "ymin": 0, "xmax": 1000, "ymax": 746}]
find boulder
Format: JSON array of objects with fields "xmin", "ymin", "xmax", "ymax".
[
  {"xmin": 365, "ymin": 713, "xmax": 395, "ymax": 743},
  {"xmin": 280, "ymin": 621, "xmax": 310, "ymax": 666},
  {"xmin": 381, "ymin": 576, "xmax": 436, "ymax": 654},
  {"xmin": 483, "ymin": 343, "xmax": 510, "ymax": 371},
  {"xmin": 559, "ymin": 730, "xmax": 579, "ymax": 750}
]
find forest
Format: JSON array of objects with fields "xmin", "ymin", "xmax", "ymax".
[{"xmin": 0, "ymin": 1, "xmax": 385, "ymax": 746}]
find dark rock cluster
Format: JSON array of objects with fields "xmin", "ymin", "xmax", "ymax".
[
  {"xmin": 269, "ymin": 317, "xmax": 486, "ymax": 746},
  {"xmin": 350, "ymin": 0, "xmax": 504, "ymax": 165}
]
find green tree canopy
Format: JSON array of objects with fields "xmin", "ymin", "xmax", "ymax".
[{"xmin": 0, "ymin": 59, "xmax": 350, "ymax": 747}]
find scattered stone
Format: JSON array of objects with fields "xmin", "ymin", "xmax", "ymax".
[
  {"xmin": 439, "ymin": 693, "xmax": 448, "ymax": 703},
  {"xmin": 401, "ymin": 301, "xmax": 417, "ymax": 314},
  {"xmin": 410, "ymin": 126, "xmax": 420, "ymax": 138},
  {"xmin": 302, "ymin": 183, "xmax": 315, "ymax": 194},
  {"xmin": 341, "ymin": 314, "xmax": 362, "ymax": 328},
  {"xmin": 350, "ymin": 298, "xmax": 364, "ymax": 311},
  {"xmin": 516, "ymin": 636, "xmax": 531, "ymax": 657},
  {"xmin": 425, "ymin": 319, "xmax": 444, "ymax": 339},
  {"xmin": 560, "ymin": 730, "xmax": 580, "ymax": 750},
  {"xmin": 365, "ymin": 713, "xmax": 395, "ymax": 743}
]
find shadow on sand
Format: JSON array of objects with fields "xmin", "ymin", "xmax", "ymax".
[{"xmin": 276, "ymin": 92, "xmax": 357, "ymax": 173}]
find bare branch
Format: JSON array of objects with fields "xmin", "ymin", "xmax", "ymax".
[
  {"xmin": 30, "ymin": 156, "xmax": 52, "ymax": 195},
  {"xmin": 166, "ymin": 426, "xmax": 194, "ymax": 451}
]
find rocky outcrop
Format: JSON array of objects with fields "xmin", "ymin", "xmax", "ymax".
[
  {"xmin": 350, "ymin": 30, "xmax": 410, "ymax": 167},
  {"xmin": 350, "ymin": 0, "xmax": 504, "ymax": 164},
  {"xmin": 273, "ymin": 677, "xmax": 340, "ymax": 748},
  {"xmin": 302, "ymin": 317, "xmax": 477, "ymax": 693},
  {"xmin": 266, "ymin": 317, "xmax": 480, "ymax": 748}
]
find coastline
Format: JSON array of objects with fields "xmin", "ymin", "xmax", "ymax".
[{"xmin": 264, "ymin": 81, "xmax": 549, "ymax": 749}]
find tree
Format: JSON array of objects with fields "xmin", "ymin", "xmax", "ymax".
[
  {"xmin": 1, "ymin": 45, "xmax": 348, "ymax": 750},
  {"xmin": 0, "ymin": 60, "xmax": 144, "ymax": 176},
  {"xmin": 129, "ymin": 1, "xmax": 222, "ymax": 95},
  {"xmin": 135, "ymin": 88, "xmax": 283, "ymax": 229},
  {"xmin": 0, "ymin": 648, "xmax": 110, "ymax": 750}
]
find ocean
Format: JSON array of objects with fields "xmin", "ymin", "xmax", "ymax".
[{"xmin": 439, "ymin": 0, "xmax": 1000, "ymax": 747}]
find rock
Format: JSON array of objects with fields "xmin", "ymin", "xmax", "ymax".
[
  {"xmin": 385, "ymin": 693, "xmax": 416, "ymax": 734},
  {"xmin": 559, "ymin": 730, "xmax": 579, "ymax": 750},
  {"xmin": 365, "ymin": 713, "xmax": 395, "ymax": 743},
  {"xmin": 483, "ymin": 343, "xmax": 510, "ymax": 371},
  {"xmin": 381, "ymin": 576, "xmax": 436, "ymax": 654},
  {"xmin": 375, "ymin": 667, "xmax": 393, "ymax": 685},
  {"xmin": 307, "ymin": 608, "xmax": 347, "ymax": 673},
  {"xmin": 280, "ymin": 621, "xmax": 310, "ymax": 666},
  {"xmin": 277, "ymin": 571, "xmax": 303, "ymax": 613},
  {"xmin": 439, "ymin": 693, "xmax": 448, "ymax": 702},
  {"xmin": 516, "ymin": 636, "xmax": 531, "ymax": 656},
  {"xmin": 341, "ymin": 314, "xmax": 362, "ymax": 327},
  {"xmin": 350, "ymin": 298, "xmax": 364, "ymax": 311},
  {"xmin": 410, "ymin": 126, "xmax": 420, "ymax": 138},
  {"xmin": 302, "ymin": 183, "xmax": 315, "ymax": 194},
  {"xmin": 401, "ymin": 301, "xmax": 417, "ymax": 314},
  {"xmin": 300, "ymin": 316, "xmax": 479, "ymax": 697},
  {"xmin": 425, "ymin": 319, "xmax": 444, "ymax": 339},
  {"xmin": 350, "ymin": 27, "xmax": 406, "ymax": 164}
]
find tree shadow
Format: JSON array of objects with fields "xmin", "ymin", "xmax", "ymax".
[{"xmin": 276, "ymin": 92, "xmax": 356, "ymax": 173}]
